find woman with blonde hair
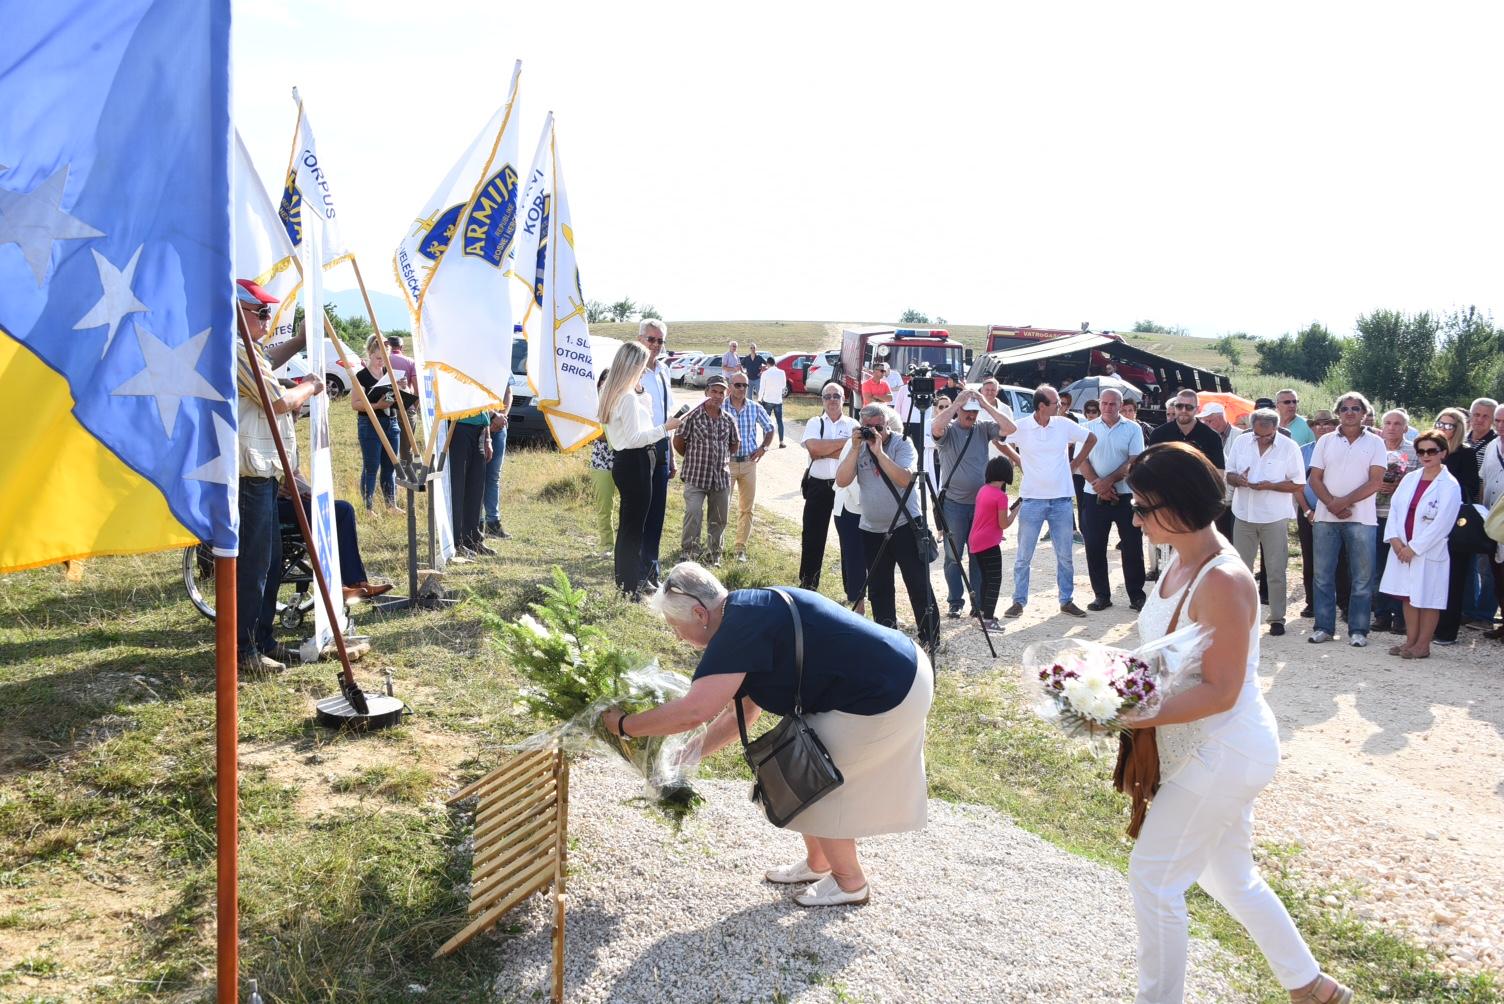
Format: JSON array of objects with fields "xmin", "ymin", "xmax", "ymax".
[
  {"xmin": 599, "ymin": 342, "xmax": 681, "ymax": 595},
  {"xmin": 351, "ymin": 334, "xmax": 402, "ymax": 512},
  {"xmin": 1433, "ymin": 407, "xmax": 1478, "ymax": 645}
]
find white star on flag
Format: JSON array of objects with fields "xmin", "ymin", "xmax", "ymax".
[
  {"xmin": 111, "ymin": 322, "xmax": 227, "ymax": 437},
  {"xmin": 0, "ymin": 164, "xmax": 104, "ymax": 286},
  {"xmin": 184, "ymin": 410, "xmax": 238, "ymax": 489},
  {"xmin": 74, "ymin": 246, "xmax": 148, "ymax": 358}
]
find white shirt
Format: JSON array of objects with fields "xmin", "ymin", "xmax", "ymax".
[
  {"xmin": 1226, "ymin": 432, "xmax": 1305, "ymax": 523},
  {"xmin": 605, "ymin": 390, "xmax": 666, "ymax": 451},
  {"xmin": 642, "ymin": 360, "xmax": 673, "ymax": 440},
  {"xmin": 1310, "ymin": 428, "xmax": 1388, "ymax": 525},
  {"xmin": 1006, "ymin": 415, "xmax": 1089, "ymax": 500},
  {"xmin": 801, "ymin": 413, "xmax": 858, "ymax": 479},
  {"xmin": 758, "ymin": 365, "xmax": 787, "ymax": 405}
]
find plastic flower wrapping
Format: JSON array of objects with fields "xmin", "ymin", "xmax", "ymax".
[{"xmin": 1018, "ymin": 624, "xmax": 1211, "ymax": 753}]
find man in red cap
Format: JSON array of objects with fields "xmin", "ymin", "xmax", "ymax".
[{"xmin": 234, "ymin": 279, "xmax": 322, "ymax": 673}]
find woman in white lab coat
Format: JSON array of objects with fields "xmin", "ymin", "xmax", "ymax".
[{"xmin": 1379, "ymin": 430, "xmax": 1462, "ymax": 660}]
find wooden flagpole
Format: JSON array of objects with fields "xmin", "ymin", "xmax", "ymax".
[
  {"xmin": 214, "ymin": 555, "xmax": 237, "ymax": 1003},
  {"xmin": 349, "ymin": 257, "xmax": 420, "ymax": 455}
]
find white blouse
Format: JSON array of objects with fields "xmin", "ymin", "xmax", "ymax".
[{"xmin": 605, "ymin": 389, "xmax": 666, "ymax": 451}]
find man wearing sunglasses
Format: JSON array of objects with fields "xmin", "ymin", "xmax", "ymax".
[
  {"xmin": 724, "ymin": 374, "xmax": 775, "ymax": 562},
  {"xmin": 1276, "ymin": 389, "xmax": 1315, "ymax": 446},
  {"xmin": 1307, "ymin": 392, "xmax": 1388, "ymax": 646},
  {"xmin": 637, "ymin": 319, "xmax": 676, "ymax": 586},
  {"xmin": 1148, "ymin": 389, "xmax": 1226, "ymax": 471},
  {"xmin": 233, "ymin": 279, "xmax": 323, "ymax": 674}
]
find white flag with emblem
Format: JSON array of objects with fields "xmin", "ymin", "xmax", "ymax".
[
  {"xmin": 532, "ymin": 119, "xmax": 599, "ymax": 451},
  {"xmin": 300, "ymin": 219, "xmax": 345, "ymax": 656},
  {"xmin": 393, "ymin": 61, "xmax": 521, "ymax": 420},
  {"xmin": 231, "ymin": 131, "xmax": 298, "ymax": 336}
]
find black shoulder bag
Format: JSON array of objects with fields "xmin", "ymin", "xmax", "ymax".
[
  {"xmin": 873, "ymin": 448, "xmax": 941, "ymax": 565},
  {"xmin": 735, "ymin": 589, "xmax": 845, "ymax": 828}
]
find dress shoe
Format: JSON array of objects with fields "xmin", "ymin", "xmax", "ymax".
[
  {"xmin": 342, "ymin": 585, "xmax": 366, "ymax": 604},
  {"xmin": 358, "ymin": 581, "xmax": 394, "ymax": 598},
  {"xmin": 1128, "ymin": 595, "xmax": 1146, "ymax": 611},
  {"xmin": 1299, "ymin": 605, "xmax": 1314, "ymax": 618},
  {"xmin": 1060, "ymin": 601, "xmax": 1087, "ymax": 618},
  {"xmin": 1087, "ymin": 599, "xmax": 1113, "ymax": 612},
  {"xmin": 472, "ymin": 541, "xmax": 498, "ymax": 557},
  {"xmin": 1003, "ymin": 602, "xmax": 1024, "ymax": 618},
  {"xmin": 1269, "ymin": 621, "xmax": 1286, "ymax": 636}
]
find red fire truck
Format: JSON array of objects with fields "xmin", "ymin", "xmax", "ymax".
[{"xmin": 838, "ymin": 326, "xmax": 972, "ymax": 407}]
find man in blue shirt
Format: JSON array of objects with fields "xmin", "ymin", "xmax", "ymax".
[
  {"xmin": 724, "ymin": 373, "xmax": 775, "ymax": 562},
  {"xmin": 1078, "ymin": 388, "xmax": 1146, "ymax": 610}
]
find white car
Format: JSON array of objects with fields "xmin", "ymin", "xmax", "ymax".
[
  {"xmin": 805, "ymin": 349, "xmax": 842, "ymax": 393},
  {"xmin": 273, "ymin": 336, "xmax": 356, "ymax": 397},
  {"xmin": 667, "ymin": 351, "xmax": 704, "ymax": 384}
]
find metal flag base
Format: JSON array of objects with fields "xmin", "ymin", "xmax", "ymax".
[
  {"xmin": 371, "ymin": 454, "xmax": 458, "ymax": 614},
  {"xmin": 314, "ymin": 690, "xmax": 405, "ymax": 730}
]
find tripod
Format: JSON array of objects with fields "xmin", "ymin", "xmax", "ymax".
[{"xmin": 849, "ymin": 399, "xmax": 998, "ymax": 664}]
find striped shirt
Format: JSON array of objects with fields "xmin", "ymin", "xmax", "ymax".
[{"xmin": 724, "ymin": 398, "xmax": 773, "ymax": 460}]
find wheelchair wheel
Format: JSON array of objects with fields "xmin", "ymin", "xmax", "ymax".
[{"xmin": 183, "ymin": 544, "xmax": 218, "ymax": 620}]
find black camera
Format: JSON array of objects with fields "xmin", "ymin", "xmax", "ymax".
[
  {"xmin": 907, "ymin": 362, "xmax": 937, "ymax": 408},
  {"xmin": 859, "ymin": 426, "xmax": 879, "ymax": 442}
]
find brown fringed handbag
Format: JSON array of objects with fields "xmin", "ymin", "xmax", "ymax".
[{"xmin": 1112, "ymin": 551, "xmax": 1217, "ymax": 839}]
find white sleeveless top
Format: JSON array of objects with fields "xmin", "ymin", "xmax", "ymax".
[{"xmin": 1136, "ymin": 551, "xmax": 1280, "ymax": 782}]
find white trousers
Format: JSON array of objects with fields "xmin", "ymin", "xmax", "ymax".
[{"xmin": 1128, "ymin": 740, "xmax": 1318, "ymax": 1003}]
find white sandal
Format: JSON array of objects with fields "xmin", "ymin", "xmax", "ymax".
[
  {"xmin": 764, "ymin": 860, "xmax": 830, "ymax": 885},
  {"xmin": 794, "ymin": 875, "xmax": 869, "ymax": 907}
]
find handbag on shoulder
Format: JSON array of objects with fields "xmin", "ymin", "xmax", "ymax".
[{"xmin": 735, "ymin": 589, "xmax": 845, "ymax": 828}]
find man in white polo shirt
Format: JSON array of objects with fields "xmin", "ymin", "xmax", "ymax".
[
  {"xmin": 1002, "ymin": 384, "xmax": 1096, "ymax": 619},
  {"xmin": 1226, "ymin": 408, "xmax": 1306, "ymax": 636},
  {"xmin": 1307, "ymin": 391, "xmax": 1387, "ymax": 647}
]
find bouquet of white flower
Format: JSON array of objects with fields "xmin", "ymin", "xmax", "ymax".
[{"xmin": 1019, "ymin": 625, "xmax": 1209, "ymax": 754}]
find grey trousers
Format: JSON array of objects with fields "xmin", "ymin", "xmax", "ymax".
[
  {"xmin": 1234, "ymin": 517, "xmax": 1290, "ymax": 623},
  {"xmin": 682, "ymin": 483, "xmax": 730, "ymax": 562}
]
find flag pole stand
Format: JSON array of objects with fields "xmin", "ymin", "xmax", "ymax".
[
  {"xmin": 371, "ymin": 424, "xmax": 456, "ymax": 614},
  {"xmin": 214, "ymin": 555, "xmax": 238, "ymax": 1004}
]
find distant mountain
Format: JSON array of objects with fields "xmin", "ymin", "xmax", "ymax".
[{"xmin": 326, "ymin": 287, "xmax": 412, "ymax": 335}]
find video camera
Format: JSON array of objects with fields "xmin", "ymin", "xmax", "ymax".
[{"xmin": 906, "ymin": 362, "xmax": 937, "ymax": 409}]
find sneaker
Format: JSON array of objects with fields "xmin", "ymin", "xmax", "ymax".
[
  {"xmin": 1269, "ymin": 621, "xmax": 1285, "ymax": 636},
  {"xmin": 794, "ymin": 875, "xmax": 869, "ymax": 908},
  {"xmin": 1349, "ymin": 633, "xmax": 1369, "ymax": 648},
  {"xmin": 1003, "ymin": 602, "xmax": 1024, "ymax": 619},
  {"xmin": 947, "ymin": 605, "xmax": 963, "ymax": 619},
  {"xmin": 1087, "ymin": 599, "xmax": 1113, "ymax": 612},
  {"xmin": 1309, "ymin": 630, "xmax": 1333, "ymax": 644},
  {"xmin": 1071, "ymin": 530, "xmax": 1084, "ymax": 545},
  {"xmin": 736, "ymin": 551, "xmax": 748, "ymax": 564},
  {"xmin": 764, "ymin": 860, "xmax": 830, "ymax": 885},
  {"xmin": 1434, "ymin": 638, "xmax": 1457, "ymax": 646},
  {"xmin": 1060, "ymin": 601, "xmax": 1087, "ymax": 618},
  {"xmin": 238, "ymin": 651, "xmax": 286, "ymax": 674},
  {"xmin": 980, "ymin": 617, "xmax": 1003, "ymax": 632}
]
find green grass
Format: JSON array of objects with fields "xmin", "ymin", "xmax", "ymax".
[{"xmin": 0, "ymin": 401, "xmax": 1492, "ymax": 1001}]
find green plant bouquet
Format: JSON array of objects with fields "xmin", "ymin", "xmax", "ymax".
[{"xmin": 491, "ymin": 568, "xmax": 705, "ymax": 829}]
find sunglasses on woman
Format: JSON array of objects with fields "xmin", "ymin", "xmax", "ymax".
[
  {"xmin": 1415, "ymin": 447, "xmax": 1443, "ymax": 456},
  {"xmin": 1130, "ymin": 501, "xmax": 1164, "ymax": 519}
]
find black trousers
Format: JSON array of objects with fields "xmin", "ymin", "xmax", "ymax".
[
  {"xmin": 799, "ymin": 477, "xmax": 837, "ymax": 589},
  {"xmin": 612, "ymin": 447, "xmax": 653, "ymax": 594},
  {"xmin": 1436, "ymin": 549, "xmax": 1474, "ymax": 643},
  {"xmin": 862, "ymin": 525, "xmax": 940, "ymax": 651},
  {"xmin": 974, "ymin": 544, "xmax": 1003, "ymax": 619},
  {"xmin": 448, "ymin": 422, "xmax": 487, "ymax": 551},
  {"xmin": 1081, "ymin": 495, "xmax": 1146, "ymax": 605}
]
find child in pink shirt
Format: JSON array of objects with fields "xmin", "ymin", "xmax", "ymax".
[{"xmin": 969, "ymin": 457, "xmax": 1018, "ymax": 628}]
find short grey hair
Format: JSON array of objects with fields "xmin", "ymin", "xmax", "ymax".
[
  {"xmin": 859, "ymin": 402, "xmax": 902, "ymax": 433},
  {"xmin": 639, "ymin": 318, "xmax": 668, "ymax": 339},
  {"xmin": 646, "ymin": 561, "xmax": 728, "ymax": 627},
  {"xmin": 1332, "ymin": 390, "xmax": 1373, "ymax": 416},
  {"xmin": 1381, "ymin": 408, "xmax": 1409, "ymax": 426},
  {"xmin": 1473, "ymin": 397, "xmax": 1500, "ymax": 412},
  {"xmin": 1098, "ymin": 388, "xmax": 1123, "ymax": 404},
  {"xmin": 1250, "ymin": 408, "xmax": 1278, "ymax": 429}
]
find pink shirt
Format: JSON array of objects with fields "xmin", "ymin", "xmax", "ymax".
[{"xmin": 969, "ymin": 484, "xmax": 1009, "ymax": 553}]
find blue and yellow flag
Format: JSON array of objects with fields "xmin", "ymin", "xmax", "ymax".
[{"xmin": 0, "ymin": 0, "xmax": 235, "ymax": 572}]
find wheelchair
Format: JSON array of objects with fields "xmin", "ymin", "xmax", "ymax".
[{"xmin": 183, "ymin": 519, "xmax": 316, "ymax": 630}]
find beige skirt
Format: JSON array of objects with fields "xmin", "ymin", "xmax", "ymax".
[{"xmin": 787, "ymin": 650, "xmax": 933, "ymax": 839}]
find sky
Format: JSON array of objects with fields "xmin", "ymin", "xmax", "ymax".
[{"xmin": 232, "ymin": 0, "xmax": 1504, "ymax": 340}]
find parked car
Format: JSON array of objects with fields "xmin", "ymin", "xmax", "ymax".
[
  {"xmin": 274, "ymin": 336, "xmax": 356, "ymax": 397},
  {"xmin": 686, "ymin": 351, "xmax": 773, "ymax": 389},
  {"xmin": 508, "ymin": 333, "xmax": 625, "ymax": 447},
  {"xmin": 805, "ymin": 349, "xmax": 842, "ymax": 393},
  {"xmin": 668, "ymin": 351, "xmax": 704, "ymax": 385},
  {"xmin": 775, "ymin": 352, "xmax": 816, "ymax": 395}
]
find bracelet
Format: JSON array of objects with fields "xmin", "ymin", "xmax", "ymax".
[{"xmin": 617, "ymin": 713, "xmax": 632, "ymax": 739}]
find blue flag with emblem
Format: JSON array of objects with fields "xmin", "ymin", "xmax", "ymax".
[{"xmin": 0, "ymin": 0, "xmax": 235, "ymax": 572}]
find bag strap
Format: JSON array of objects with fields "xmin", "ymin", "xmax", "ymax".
[
  {"xmin": 937, "ymin": 423, "xmax": 976, "ymax": 501},
  {"xmin": 735, "ymin": 588, "xmax": 806, "ymax": 749},
  {"xmin": 1165, "ymin": 549, "xmax": 1232, "ymax": 634}
]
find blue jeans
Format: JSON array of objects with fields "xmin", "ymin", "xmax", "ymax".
[
  {"xmin": 236, "ymin": 476, "xmax": 282, "ymax": 659},
  {"xmin": 1313, "ymin": 521, "xmax": 1375, "ymax": 636},
  {"xmin": 483, "ymin": 426, "xmax": 508, "ymax": 524},
  {"xmin": 357, "ymin": 412, "xmax": 398, "ymax": 505},
  {"xmin": 765, "ymin": 401, "xmax": 784, "ymax": 444},
  {"xmin": 940, "ymin": 497, "xmax": 981, "ymax": 609},
  {"xmin": 1013, "ymin": 497, "xmax": 1076, "ymax": 606}
]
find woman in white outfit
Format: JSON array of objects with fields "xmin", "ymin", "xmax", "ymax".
[
  {"xmin": 1123, "ymin": 442, "xmax": 1352, "ymax": 1004},
  {"xmin": 1378, "ymin": 430, "xmax": 1462, "ymax": 660}
]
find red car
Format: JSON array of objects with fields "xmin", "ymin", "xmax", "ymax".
[{"xmin": 775, "ymin": 352, "xmax": 816, "ymax": 395}]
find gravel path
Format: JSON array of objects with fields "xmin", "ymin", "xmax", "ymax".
[
  {"xmin": 473, "ymin": 759, "xmax": 1247, "ymax": 1003},
  {"xmin": 687, "ymin": 400, "xmax": 1504, "ymax": 978}
]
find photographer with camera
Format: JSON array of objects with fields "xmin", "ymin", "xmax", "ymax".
[
  {"xmin": 929, "ymin": 387, "xmax": 1017, "ymax": 618},
  {"xmin": 836, "ymin": 405, "xmax": 940, "ymax": 652}
]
